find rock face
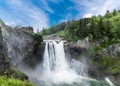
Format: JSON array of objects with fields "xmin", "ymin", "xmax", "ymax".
[
  {"xmin": 102, "ymin": 44, "xmax": 120, "ymax": 58},
  {"xmin": 0, "ymin": 19, "xmax": 45, "ymax": 80},
  {"xmin": 23, "ymin": 32, "xmax": 45, "ymax": 68},
  {"xmin": 0, "ymin": 27, "xmax": 10, "ymax": 74},
  {"xmin": 64, "ymin": 37, "xmax": 120, "ymax": 85},
  {"xmin": 0, "ymin": 26, "xmax": 28, "ymax": 80},
  {"xmin": 107, "ymin": 76, "xmax": 120, "ymax": 86},
  {"xmin": 64, "ymin": 37, "xmax": 90, "ymax": 59},
  {"xmin": 14, "ymin": 26, "xmax": 34, "ymax": 32},
  {"xmin": 0, "ymin": 21, "xmax": 44, "ymax": 68}
]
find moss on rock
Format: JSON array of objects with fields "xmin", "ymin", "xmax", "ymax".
[
  {"xmin": 0, "ymin": 22, "xmax": 29, "ymax": 81},
  {"xmin": 22, "ymin": 31, "xmax": 44, "ymax": 68},
  {"xmin": 5, "ymin": 66, "xmax": 28, "ymax": 80},
  {"xmin": 93, "ymin": 56, "xmax": 120, "ymax": 76}
]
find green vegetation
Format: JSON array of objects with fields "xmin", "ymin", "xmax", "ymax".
[
  {"xmin": 40, "ymin": 9, "xmax": 120, "ymax": 46},
  {"xmin": 54, "ymin": 31, "xmax": 66, "ymax": 38},
  {"xmin": 4, "ymin": 66, "xmax": 28, "ymax": 80},
  {"xmin": 40, "ymin": 22, "xmax": 66, "ymax": 36},
  {"xmin": 93, "ymin": 56, "xmax": 120, "ymax": 76},
  {"xmin": 117, "ymin": 50, "xmax": 120, "ymax": 57},
  {"xmin": 0, "ymin": 76, "xmax": 34, "ymax": 86},
  {"xmin": 40, "ymin": 10, "xmax": 120, "ymax": 77},
  {"xmin": 24, "ymin": 30, "xmax": 43, "ymax": 47},
  {"xmin": 23, "ymin": 30, "xmax": 43, "ymax": 67},
  {"xmin": 0, "ymin": 18, "xmax": 3, "ymax": 25},
  {"xmin": 24, "ymin": 30, "xmax": 43, "ymax": 41},
  {"xmin": 0, "ymin": 25, "xmax": 35, "ymax": 85}
]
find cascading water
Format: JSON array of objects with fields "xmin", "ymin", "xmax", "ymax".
[
  {"xmin": 19, "ymin": 40, "xmax": 115, "ymax": 86},
  {"xmin": 29, "ymin": 40, "xmax": 114, "ymax": 86},
  {"xmin": 43, "ymin": 40, "xmax": 79, "ymax": 83},
  {"xmin": 105, "ymin": 78, "xmax": 115, "ymax": 86},
  {"xmin": 0, "ymin": 22, "xmax": 116, "ymax": 86}
]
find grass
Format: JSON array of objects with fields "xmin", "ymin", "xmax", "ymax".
[{"xmin": 0, "ymin": 76, "xmax": 34, "ymax": 86}]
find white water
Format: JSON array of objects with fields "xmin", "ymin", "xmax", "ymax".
[
  {"xmin": 40, "ymin": 40, "xmax": 112, "ymax": 86},
  {"xmin": 105, "ymin": 78, "xmax": 115, "ymax": 86},
  {"xmin": 0, "ymin": 22, "xmax": 115, "ymax": 86},
  {"xmin": 20, "ymin": 40, "xmax": 114, "ymax": 86},
  {"xmin": 43, "ymin": 40, "xmax": 79, "ymax": 83}
]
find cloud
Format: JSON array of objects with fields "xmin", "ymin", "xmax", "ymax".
[
  {"xmin": 71, "ymin": 0, "xmax": 120, "ymax": 18},
  {"xmin": 40, "ymin": 0, "xmax": 54, "ymax": 13},
  {"xmin": 39, "ymin": 0, "xmax": 64, "ymax": 13},
  {"xmin": 83, "ymin": 13, "xmax": 92, "ymax": 18},
  {"xmin": 5, "ymin": 0, "xmax": 49, "ymax": 32},
  {"xmin": 2, "ymin": 0, "xmax": 120, "ymax": 32},
  {"xmin": 5, "ymin": 21, "xmax": 16, "ymax": 26}
]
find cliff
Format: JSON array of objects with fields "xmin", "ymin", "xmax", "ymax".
[
  {"xmin": 0, "ymin": 25, "xmax": 28, "ymax": 80},
  {"xmin": 0, "ymin": 26, "xmax": 10, "ymax": 74},
  {"xmin": 64, "ymin": 37, "xmax": 120, "ymax": 86},
  {"xmin": 0, "ymin": 21, "xmax": 44, "ymax": 68},
  {"xmin": 0, "ymin": 19, "xmax": 44, "ymax": 81}
]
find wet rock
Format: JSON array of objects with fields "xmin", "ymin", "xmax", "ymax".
[
  {"xmin": 64, "ymin": 37, "xmax": 90, "ymax": 59},
  {"xmin": 102, "ymin": 44, "xmax": 120, "ymax": 58},
  {"xmin": 0, "ymin": 23, "xmax": 28, "ymax": 80},
  {"xmin": 0, "ymin": 21, "xmax": 44, "ymax": 68},
  {"xmin": 6, "ymin": 66, "xmax": 28, "ymax": 80},
  {"xmin": 64, "ymin": 36, "xmax": 120, "ymax": 85},
  {"xmin": 0, "ymin": 26, "xmax": 10, "ymax": 74},
  {"xmin": 108, "ymin": 76, "xmax": 120, "ymax": 86},
  {"xmin": 0, "ymin": 19, "xmax": 44, "ymax": 81}
]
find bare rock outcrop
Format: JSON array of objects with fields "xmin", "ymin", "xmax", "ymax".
[{"xmin": 0, "ymin": 20, "xmax": 44, "ymax": 68}]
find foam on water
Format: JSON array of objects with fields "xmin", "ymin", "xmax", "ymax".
[
  {"xmin": 43, "ymin": 40, "xmax": 79, "ymax": 83},
  {"xmin": 22, "ymin": 40, "xmax": 114, "ymax": 86},
  {"xmin": 105, "ymin": 77, "xmax": 115, "ymax": 86}
]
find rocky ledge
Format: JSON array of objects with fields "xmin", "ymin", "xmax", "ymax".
[{"xmin": 64, "ymin": 37, "xmax": 120, "ymax": 86}]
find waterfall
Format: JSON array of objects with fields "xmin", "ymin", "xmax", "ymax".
[
  {"xmin": 39, "ymin": 40, "xmax": 111, "ymax": 86},
  {"xmin": 0, "ymin": 22, "xmax": 116, "ymax": 86},
  {"xmin": 43, "ymin": 40, "xmax": 71, "ymax": 72},
  {"xmin": 43, "ymin": 41, "xmax": 56, "ymax": 71},
  {"xmin": 43, "ymin": 40, "xmax": 78, "ymax": 83},
  {"xmin": 20, "ymin": 40, "xmax": 113, "ymax": 86}
]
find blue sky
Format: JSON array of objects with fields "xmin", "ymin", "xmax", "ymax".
[{"xmin": 0, "ymin": 0, "xmax": 120, "ymax": 32}]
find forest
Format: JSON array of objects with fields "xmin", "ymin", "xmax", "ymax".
[{"xmin": 41, "ymin": 9, "xmax": 120, "ymax": 47}]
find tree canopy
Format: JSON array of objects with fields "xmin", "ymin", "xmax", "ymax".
[{"xmin": 40, "ymin": 9, "xmax": 120, "ymax": 46}]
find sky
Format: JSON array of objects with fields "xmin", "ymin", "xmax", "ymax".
[{"xmin": 0, "ymin": 0, "xmax": 120, "ymax": 32}]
